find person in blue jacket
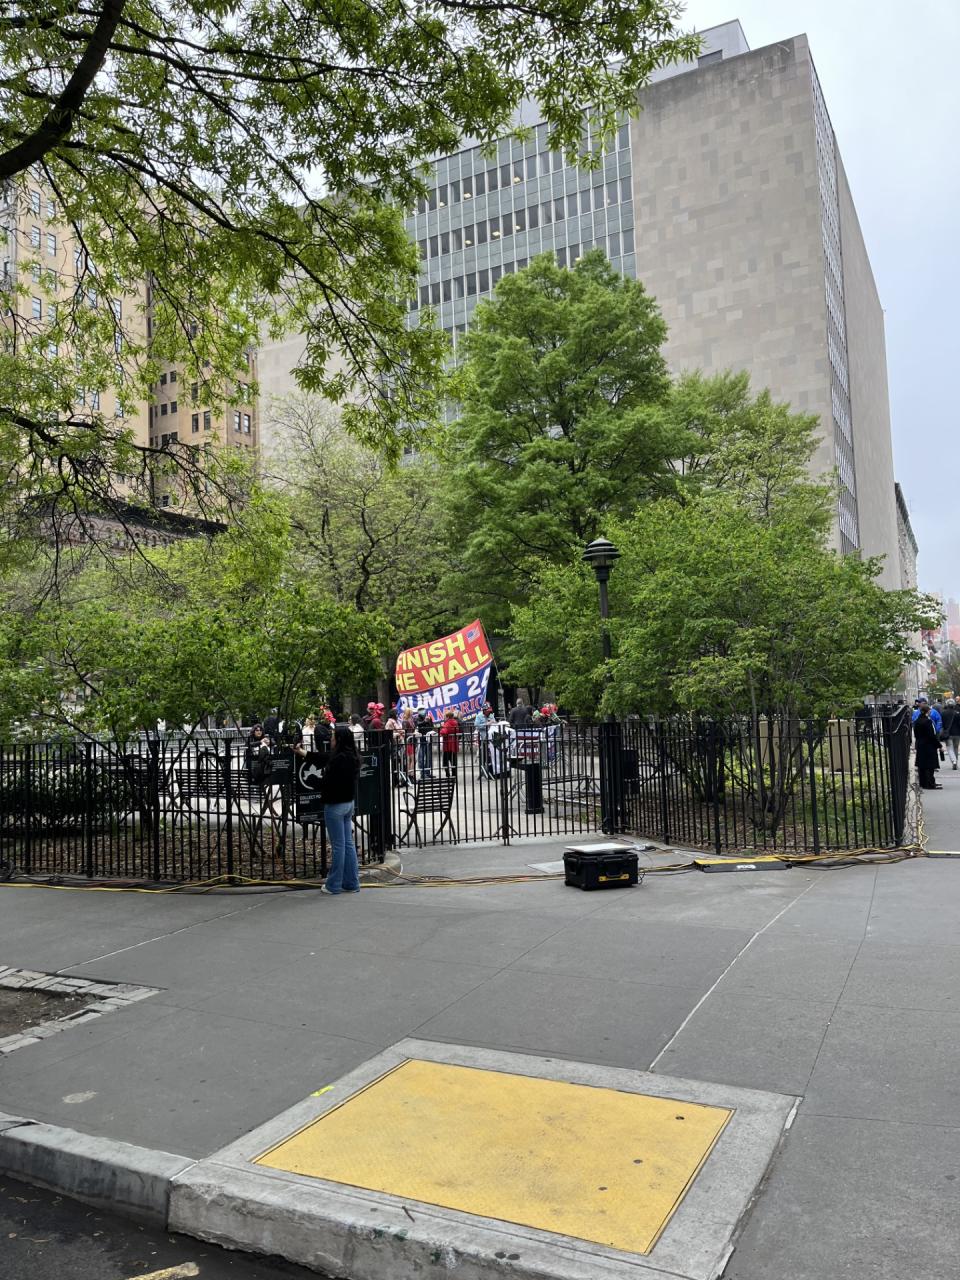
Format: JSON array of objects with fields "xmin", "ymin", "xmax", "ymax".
[{"xmin": 912, "ymin": 697, "xmax": 942, "ymax": 735}]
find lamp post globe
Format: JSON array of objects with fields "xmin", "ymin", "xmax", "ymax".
[{"xmin": 583, "ymin": 537, "xmax": 620, "ymax": 714}]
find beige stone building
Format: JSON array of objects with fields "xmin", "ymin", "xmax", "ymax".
[
  {"xmin": 401, "ymin": 20, "xmax": 906, "ymax": 586},
  {"xmin": 1, "ymin": 174, "xmax": 149, "ymax": 453}
]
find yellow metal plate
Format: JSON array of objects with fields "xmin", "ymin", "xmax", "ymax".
[{"xmin": 255, "ymin": 1059, "xmax": 733, "ymax": 1255}]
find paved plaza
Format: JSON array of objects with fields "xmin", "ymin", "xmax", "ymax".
[{"xmin": 1, "ymin": 774, "xmax": 959, "ymax": 1278}]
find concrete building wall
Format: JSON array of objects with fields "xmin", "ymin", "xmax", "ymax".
[
  {"xmin": 837, "ymin": 156, "xmax": 901, "ymax": 587},
  {"xmin": 628, "ymin": 36, "xmax": 837, "ymax": 524}
]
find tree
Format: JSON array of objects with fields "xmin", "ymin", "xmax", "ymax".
[
  {"xmin": 263, "ymin": 396, "xmax": 451, "ymax": 650},
  {"xmin": 509, "ymin": 381, "xmax": 937, "ymax": 719},
  {"xmin": 0, "ymin": 494, "xmax": 388, "ymax": 741},
  {"xmin": 0, "ymin": 1, "xmax": 700, "ymax": 553},
  {"xmin": 441, "ymin": 251, "xmax": 674, "ymax": 632}
]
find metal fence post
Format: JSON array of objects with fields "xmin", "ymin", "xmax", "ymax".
[
  {"xmin": 83, "ymin": 740, "xmax": 95, "ymax": 878},
  {"xmin": 23, "ymin": 744, "xmax": 34, "ymax": 876},
  {"xmin": 598, "ymin": 719, "xmax": 624, "ymax": 835},
  {"xmin": 709, "ymin": 721, "xmax": 723, "ymax": 856},
  {"xmin": 805, "ymin": 720, "xmax": 821, "ymax": 856},
  {"xmin": 656, "ymin": 721, "xmax": 670, "ymax": 845},
  {"xmin": 148, "ymin": 739, "xmax": 162, "ymax": 882},
  {"xmin": 222, "ymin": 742, "xmax": 236, "ymax": 883},
  {"xmin": 885, "ymin": 709, "xmax": 909, "ymax": 845}
]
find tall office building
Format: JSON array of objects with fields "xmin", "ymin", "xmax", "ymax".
[{"xmin": 402, "ymin": 21, "xmax": 903, "ymax": 585}]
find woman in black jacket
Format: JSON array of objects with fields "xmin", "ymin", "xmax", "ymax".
[
  {"xmin": 913, "ymin": 706, "xmax": 943, "ymax": 790},
  {"xmin": 319, "ymin": 725, "xmax": 362, "ymax": 894}
]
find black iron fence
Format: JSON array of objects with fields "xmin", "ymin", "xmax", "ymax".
[
  {"xmin": 0, "ymin": 736, "xmax": 393, "ymax": 883},
  {"xmin": 604, "ymin": 709, "xmax": 913, "ymax": 853},
  {"xmin": 0, "ymin": 711, "xmax": 913, "ymax": 882}
]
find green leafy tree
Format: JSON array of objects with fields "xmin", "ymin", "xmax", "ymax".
[
  {"xmin": 441, "ymin": 251, "xmax": 673, "ymax": 633},
  {"xmin": 264, "ymin": 396, "xmax": 451, "ymax": 649},
  {"xmin": 0, "ymin": 1, "xmax": 700, "ymax": 554},
  {"xmin": 509, "ymin": 381, "xmax": 937, "ymax": 720},
  {"xmin": 2, "ymin": 495, "xmax": 387, "ymax": 741}
]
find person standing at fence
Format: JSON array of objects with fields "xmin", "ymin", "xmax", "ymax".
[
  {"xmin": 245, "ymin": 724, "xmax": 271, "ymax": 785},
  {"xmin": 913, "ymin": 705, "xmax": 944, "ymax": 790},
  {"xmin": 440, "ymin": 708, "xmax": 460, "ymax": 776},
  {"xmin": 941, "ymin": 699, "xmax": 960, "ymax": 770},
  {"xmin": 475, "ymin": 703, "xmax": 495, "ymax": 775},
  {"xmin": 318, "ymin": 726, "xmax": 361, "ymax": 894},
  {"xmin": 509, "ymin": 698, "xmax": 532, "ymax": 729},
  {"xmin": 416, "ymin": 709, "xmax": 435, "ymax": 777},
  {"xmin": 912, "ymin": 697, "xmax": 942, "ymax": 736}
]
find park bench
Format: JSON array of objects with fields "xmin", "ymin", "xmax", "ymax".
[
  {"xmin": 172, "ymin": 761, "xmax": 265, "ymax": 810},
  {"xmin": 398, "ymin": 776, "xmax": 458, "ymax": 847}
]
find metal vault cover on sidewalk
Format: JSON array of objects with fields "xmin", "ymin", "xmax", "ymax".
[
  {"xmin": 168, "ymin": 1040, "xmax": 799, "ymax": 1280},
  {"xmin": 254, "ymin": 1058, "xmax": 732, "ymax": 1255}
]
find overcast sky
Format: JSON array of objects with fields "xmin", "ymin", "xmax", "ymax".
[{"xmin": 678, "ymin": 1, "xmax": 958, "ymax": 598}]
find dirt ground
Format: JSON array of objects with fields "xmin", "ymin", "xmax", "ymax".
[{"xmin": 0, "ymin": 987, "xmax": 95, "ymax": 1038}]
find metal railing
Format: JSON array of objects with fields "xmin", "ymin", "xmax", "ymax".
[
  {"xmin": 0, "ymin": 711, "xmax": 913, "ymax": 882},
  {"xmin": 606, "ymin": 710, "xmax": 913, "ymax": 853}
]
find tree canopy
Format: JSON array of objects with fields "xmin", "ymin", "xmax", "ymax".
[
  {"xmin": 0, "ymin": 495, "xmax": 387, "ymax": 740},
  {"xmin": 440, "ymin": 250, "xmax": 674, "ymax": 631},
  {"xmin": 0, "ymin": 0, "xmax": 700, "ymax": 554},
  {"xmin": 508, "ymin": 377, "xmax": 937, "ymax": 718}
]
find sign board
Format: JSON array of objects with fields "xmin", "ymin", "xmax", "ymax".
[
  {"xmin": 395, "ymin": 620, "xmax": 493, "ymax": 722},
  {"xmin": 295, "ymin": 751, "xmax": 328, "ymax": 822}
]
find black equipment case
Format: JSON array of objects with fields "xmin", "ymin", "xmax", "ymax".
[{"xmin": 563, "ymin": 843, "xmax": 639, "ymax": 891}]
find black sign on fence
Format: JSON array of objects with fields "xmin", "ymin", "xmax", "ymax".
[{"xmin": 295, "ymin": 751, "xmax": 328, "ymax": 822}]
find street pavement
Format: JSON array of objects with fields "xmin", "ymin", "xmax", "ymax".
[
  {"xmin": 1, "ymin": 784, "xmax": 960, "ymax": 1279},
  {"xmin": 0, "ymin": 1174, "xmax": 325, "ymax": 1280}
]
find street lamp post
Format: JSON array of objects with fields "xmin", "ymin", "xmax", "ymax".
[
  {"xmin": 583, "ymin": 537, "xmax": 624, "ymax": 834},
  {"xmin": 582, "ymin": 537, "xmax": 621, "ymax": 697}
]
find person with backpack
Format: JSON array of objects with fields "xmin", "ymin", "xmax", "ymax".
[{"xmin": 319, "ymin": 726, "xmax": 362, "ymax": 894}]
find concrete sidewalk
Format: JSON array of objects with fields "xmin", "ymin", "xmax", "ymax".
[{"xmin": 1, "ymin": 818, "xmax": 959, "ymax": 1278}]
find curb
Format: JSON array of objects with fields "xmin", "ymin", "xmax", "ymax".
[{"xmin": 0, "ymin": 1110, "xmax": 194, "ymax": 1227}]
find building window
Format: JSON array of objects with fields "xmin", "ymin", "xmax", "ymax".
[
  {"xmin": 114, "ymin": 331, "xmax": 123, "ymax": 353},
  {"xmin": 478, "ymin": 267, "xmax": 489, "ymax": 293},
  {"xmin": 234, "ymin": 411, "xmax": 241, "ymax": 431},
  {"xmin": 203, "ymin": 410, "xmax": 211, "ymax": 431},
  {"xmin": 115, "ymin": 400, "xmax": 124, "ymax": 419},
  {"xmin": 46, "ymin": 340, "xmax": 57, "ymax": 358},
  {"xmin": 169, "ymin": 369, "xmax": 177, "ymax": 383},
  {"xmin": 621, "ymin": 176, "xmax": 632, "ymax": 203},
  {"xmin": 31, "ymin": 263, "xmax": 40, "ymax": 282},
  {"xmin": 430, "ymin": 281, "xmax": 441, "ymax": 305},
  {"xmin": 243, "ymin": 413, "xmax": 251, "ymax": 433},
  {"xmin": 45, "ymin": 232, "xmax": 56, "ymax": 255},
  {"xmin": 170, "ymin": 400, "xmax": 177, "ymax": 414},
  {"xmin": 160, "ymin": 401, "xmax": 168, "ymax": 416},
  {"xmin": 617, "ymin": 123, "xmax": 629, "ymax": 150},
  {"xmin": 30, "ymin": 225, "xmax": 40, "ymax": 248},
  {"xmin": 159, "ymin": 371, "xmax": 167, "ymax": 385},
  {"xmin": 91, "ymin": 391, "xmax": 100, "ymax": 410},
  {"xmin": 46, "ymin": 197, "xmax": 55, "ymax": 218},
  {"xmin": 418, "ymin": 238, "xmax": 427, "ymax": 261},
  {"xmin": 29, "ymin": 190, "xmax": 40, "ymax": 215},
  {"xmin": 190, "ymin": 382, "xmax": 198, "ymax": 401},
  {"xmin": 31, "ymin": 296, "xmax": 41, "ymax": 320},
  {"xmin": 622, "ymin": 226, "xmax": 635, "ymax": 254}
]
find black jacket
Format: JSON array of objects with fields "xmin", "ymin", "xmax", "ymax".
[
  {"xmin": 319, "ymin": 751, "xmax": 360, "ymax": 803},
  {"xmin": 941, "ymin": 706, "xmax": 960, "ymax": 737},
  {"xmin": 914, "ymin": 715, "xmax": 941, "ymax": 770}
]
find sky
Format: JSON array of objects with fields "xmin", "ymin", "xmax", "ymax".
[{"xmin": 678, "ymin": 0, "xmax": 958, "ymax": 597}]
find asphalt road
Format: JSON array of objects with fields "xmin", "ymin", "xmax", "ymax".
[{"xmin": 0, "ymin": 1176, "xmax": 330, "ymax": 1280}]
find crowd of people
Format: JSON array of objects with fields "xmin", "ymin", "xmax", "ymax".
[
  {"xmin": 240, "ymin": 697, "xmax": 564, "ymax": 897},
  {"xmin": 911, "ymin": 695, "xmax": 960, "ymax": 789}
]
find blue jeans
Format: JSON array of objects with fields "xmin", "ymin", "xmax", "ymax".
[{"xmin": 324, "ymin": 801, "xmax": 360, "ymax": 893}]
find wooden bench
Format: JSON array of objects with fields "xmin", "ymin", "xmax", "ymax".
[{"xmin": 398, "ymin": 777, "xmax": 458, "ymax": 847}]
